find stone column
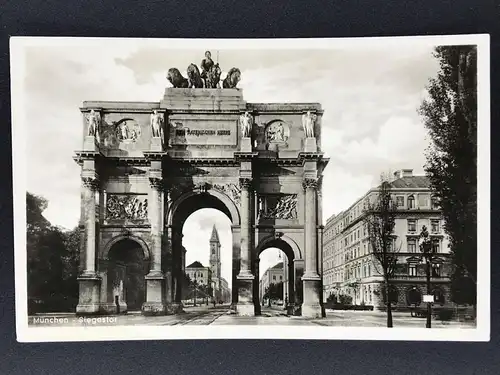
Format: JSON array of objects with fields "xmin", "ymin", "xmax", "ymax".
[
  {"xmin": 301, "ymin": 178, "xmax": 322, "ymax": 318},
  {"xmin": 76, "ymin": 176, "xmax": 101, "ymax": 315},
  {"xmin": 236, "ymin": 177, "xmax": 255, "ymax": 316},
  {"xmin": 142, "ymin": 176, "xmax": 167, "ymax": 315}
]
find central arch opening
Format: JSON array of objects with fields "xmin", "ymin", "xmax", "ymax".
[
  {"xmin": 181, "ymin": 208, "xmax": 233, "ymax": 306},
  {"xmin": 169, "ymin": 190, "xmax": 239, "ymax": 309},
  {"xmin": 108, "ymin": 238, "xmax": 148, "ymax": 312}
]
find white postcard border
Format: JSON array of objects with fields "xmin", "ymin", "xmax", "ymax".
[{"xmin": 11, "ymin": 34, "xmax": 490, "ymax": 342}]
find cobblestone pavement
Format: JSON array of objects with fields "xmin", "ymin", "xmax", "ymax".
[{"xmin": 27, "ymin": 306, "xmax": 476, "ymax": 328}]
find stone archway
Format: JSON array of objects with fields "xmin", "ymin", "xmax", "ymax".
[
  {"xmin": 74, "ymin": 87, "xmax": 328, "ymax": 318},
  {"xmin": 106, "ymin": 238, "xmax": 150, "ymax": 313},
  {"xmin": 168, "ymin": 188, "xmax": 240, "ymax": 312},
  {"xmin": 254, "ymin": 235, "xmax": 299, "ymax": 316}
]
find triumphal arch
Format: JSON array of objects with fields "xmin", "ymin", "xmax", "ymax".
[{"xmin": 74, "ymin": 57, "xmax": 329, "ymax": 318}]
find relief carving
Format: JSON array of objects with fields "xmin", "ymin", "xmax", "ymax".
[
  {"xmin": 212, "ymin": 183, "xmax": 242, "ymax": 207},
  {"xmin": 101, "ymin": 118, "xmax": 142, "ymax": 148},
  {"xmin": 258, "ymin": 194, "xmax": 298, "ymax": 220},
  {"xmin": 106, "ymin": 194, "xmax": 148, "ymax": 220}
]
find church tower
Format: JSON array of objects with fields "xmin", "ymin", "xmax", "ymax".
[{"xmin": 209, "ymin": 224, "xmax": 222, "ymax": 284}]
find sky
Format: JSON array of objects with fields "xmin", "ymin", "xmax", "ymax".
[{"xmin": 20, "ymin": 39, "xmax": 441, "ymax": 287}]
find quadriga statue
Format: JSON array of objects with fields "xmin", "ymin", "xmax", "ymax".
[
  {"xmin": 167, "ymin": 68, "xmax": 189, "ymax": 88},
  {"xmin": 187, "ymin": 63, "xmax": 204, "ymax": 88},
  {"xmin": 223, "ymin": 68, "xmax": 241, "ymax": 88}
]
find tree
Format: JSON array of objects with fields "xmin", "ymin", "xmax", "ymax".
[
  {"xmin": 418, "ymin": 46, "xmax": 477, "ymax": 307},
  {"xmin": 263, "ymin": 281, "xmax": 284, "ymax": 302},
  {"xmin": 419, "ymin": 225, "xmax": 438, "ymax": 328},
  {"xmin": 27, "ymin": 192, "xmax": 80, "ymax": 313},
  {"xmin": 363, "ymin": 176, "xmax": 400, "ymax": 327}
]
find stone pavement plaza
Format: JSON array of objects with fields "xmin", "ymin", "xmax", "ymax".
[{"xmin": 29, "ymin": 306, "xmax": 476, "ymax": 328}]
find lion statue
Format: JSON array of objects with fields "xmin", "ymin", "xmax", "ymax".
[
  {"xmin": 223, "ymin": 68, "xmax": 241, "ymax": 89},
  {"xmin": 205, "ymin": 63, "xmax": 222, "ymax": 88},
  {"xmin": 167, "ymin": 68, "xmax": 189, "ymax": 88},
  {"xmin": 187, "ymin": 63, "xmax": 204, "ymax": 88}
]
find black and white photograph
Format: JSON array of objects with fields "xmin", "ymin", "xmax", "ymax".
[{"xmin": 11, "ymin": 35, "xmax": 489, "ymax": 342}]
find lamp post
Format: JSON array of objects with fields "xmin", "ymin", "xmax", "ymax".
[{"xmin": 418, "ymin": 225, "xmax": 435, "ymax": 329}]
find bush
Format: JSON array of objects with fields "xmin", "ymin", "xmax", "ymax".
[
  {"xmin": 437, "ymin": 308, "xmax": 454, "ymax": 321},
  {"xmin": 338, "ymin": 294, "xmax": 353, "ymax": 305}
]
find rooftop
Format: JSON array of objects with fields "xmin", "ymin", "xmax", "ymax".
[
  {"xmin": 186, "ymin": 261, "xmax": 205, "ymax": 268},
  {"xmin": 210, "ymin": 224, "xmax": 220, "ymax": 242}
]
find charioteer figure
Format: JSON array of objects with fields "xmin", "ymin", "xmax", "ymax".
[{"xmin": 201, "ymin": 51, "xmax": 214, "ymax": 87}]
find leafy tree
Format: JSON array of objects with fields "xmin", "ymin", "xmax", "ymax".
[
  {"xmin": 27, "ymin": 192, "xmax": 80, "ymax": 313},
  {"xmin": 263, "ymin": 281, "xmax": 284, "ymax": 301},
  {"xmin": 363, "ymin": 176, "xmax": 400, "ymax": 327},
  {"xmin": 418, "ymin": 46, "xmax": 477, "ymax": 307}
]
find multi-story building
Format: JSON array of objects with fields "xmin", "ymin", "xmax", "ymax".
[
  {"xmin": 322, "ymin": 169, "xmax": 451, "ymax": 310},
  {"xmin": 185, "ymin": 261, "xmax": 212, "ymax": 287},
  {"xmin": 259, "ymin": 262, "xmax": 285, "ymax": 303}
]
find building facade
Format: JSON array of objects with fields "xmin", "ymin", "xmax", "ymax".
[
  {"xmin": 259, "ymin": 262, "xmax": 285, "ymax": 303},
  {"xmin": 185, "ymin": 261, "xmax": 212, "ymax": 287},
  {"xmin": 322, "ymin": 169, "xmax": 451, "ymax": 310}
]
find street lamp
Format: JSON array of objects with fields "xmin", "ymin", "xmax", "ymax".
[{"xmin": 418, "ymin": 225, "xmax": 435, "ymax": 329}]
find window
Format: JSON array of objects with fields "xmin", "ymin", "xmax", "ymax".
[
  {"xmin": 432, "ymin": 263, "xmax": 441, "ymax": 277},
  {"xmin": 212, "ymin": 249, "xmax": 215, "ymax": 254},
  {"xmin": 408, "ymin": 195, "xmax": 415, "ymax": 209},
  {"xmin": 407, "ymin": 219, "xmax": 417, "ymax": 233},
  {"xmin": 432, "ymin": 239, "xmax": 440, "ymax": 253},
  {"xmin": 407, "ymin": 238, "xmax": 417, "ymax": 253},
  {"xmin": 418, "ymin": 194, "xmax": 430, "ymax": 208},
  {"xmin": 433, "ymin": 288, "xmax": 445, "ymax": 304},
  {"xmin": 408, "ymin": 264, "xmax": 417, "ymax": 276},
  {"xmin": 431, "ymin": 219, "xmax": 440, "ymax": 233},
  {"xmin": 431, "ymin": 196, "xmax": 439, "ymax": 210},
  {"xmin": 279, "ymin": 275, "xmax": 283, "ymax": 280},
  {"xmin": 396, "ymin": 196, "xmax": 404, "ymax": 207},
  {"xmin": 273, "ymin": 275, "xmax": 276, "ymax": 280}
]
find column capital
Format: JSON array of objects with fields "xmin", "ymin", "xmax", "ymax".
[
  {"xmin": 82, "ymin": 177, "xmax": 100, "ymax": 191},
  {"xmin": 149, "ymin": 177, "xmax": 164, "ymax": 190},
  {"xmin": 302, "ymin": 178, "xmax": 318, "ymax": 191},
  {"xmin": 239, "ymin": 177, "xmax": 253, "ymax": 189}
]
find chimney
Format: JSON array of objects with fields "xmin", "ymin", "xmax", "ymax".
[
  {"xmin": 401, "ymin": 169, "xmax": 413, "ymax": 178},
  {"xmin": 393, "ymin": 169, "xmax": 413, "ymax": 180}
]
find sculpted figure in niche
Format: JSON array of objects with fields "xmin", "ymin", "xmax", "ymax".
[
  {"xmin": 187, "ymin": 63, "xmax": 204, "ymax": 88},
  {"xmin": 240, "ymin": 112, "xmax": 253, "ymax": 138},
  {"xmin": 167, "ymin": 68, "xmax": 189, "ymax": 88},
  {"xmin": 150, "ymin": 110, "xmax": 164, "ymax": 138},
  {"xmin": 302, "ymin": 111, "xmax": 317, "ymax": 138},
  {"xmin": 223, "ymin": 68, "xmax": 241, "ymax": 88},
  {"xmin": 86, "ymin": 109, "xmax": 100, "ymax": 138}
]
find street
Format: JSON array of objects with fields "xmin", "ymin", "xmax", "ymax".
[{"xmin": 28, "ymin": 305, "xmax": 476, "ymax": 328}]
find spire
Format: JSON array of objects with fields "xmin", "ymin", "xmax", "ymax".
[{"xmin": 210, "ymin": 224, "xmax": 220, "ymax": 242}]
